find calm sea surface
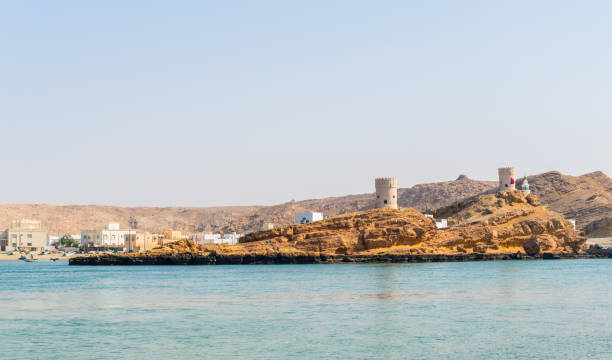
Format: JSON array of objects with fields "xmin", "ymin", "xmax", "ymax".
[{"xmin": 0, "ymin": 260, "xmax": 610, "ymax": 359}]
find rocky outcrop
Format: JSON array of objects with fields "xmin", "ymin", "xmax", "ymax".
[
  {"xmin": 432, "ymin": 190, "xmax": 583, "ymax": 255},
  {"xmin": 70, "ymin": 191, "xmax": 588, "ymax": 265},
  {"xmin": 523, "ymin": 236, "xmax": 558, "ymax": 256},
  {"xmin": 516, "ymin": 171, "xmax": 612, "ymax": 230}
]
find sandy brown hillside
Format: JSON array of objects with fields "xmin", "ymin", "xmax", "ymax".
[
  {"xmin": 1, "ymin": 171, "xmax": 610, "ymax": 236},
  {"xmin": 0, "ymin": 204, "xmax": 261, "ymax": 235},
  {"xmin": 228, "ymin": 176, "xmax": 497, "ymax": 232},
  {"xmin": 517, "ymin": 171, "xmax": 612, "ymax": 231}
]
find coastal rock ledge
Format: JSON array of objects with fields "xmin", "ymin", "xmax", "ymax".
[{"xmin": 71, "ymin": 191, "xmax": 602, "ymax": 266}]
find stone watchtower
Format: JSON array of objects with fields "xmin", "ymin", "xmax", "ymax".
[
  {"xmin": 375, "ymin": 177, "xmax": 398, "ymax": 209},
  {"xmin": 498, "ymin": 167, "xmax": 516, "ymax": 191}
]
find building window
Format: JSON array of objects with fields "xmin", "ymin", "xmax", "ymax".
[
  {"xmin": 27, "ymin": 243, "xmax": 32, "ymax": 246},
  {"xmin": 377, "ymin": 195, "xmax": 380, "ymax": 199},
  {"xmin": 505, "ymin": 184, "xmax": 508, "ymax": 187},
  {"xmin": 27, "ymin": 234, "xmax": 32, "ymax": 239},
  {"xmin": 384, "ymin": 200, "xmax": 388, "ymax": 204},
  {"xmin": 393, "ymin": 195, "xmax": 395, "ymax": 199}
]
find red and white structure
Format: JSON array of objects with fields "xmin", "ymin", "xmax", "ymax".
[{"xmin": 498, "ymin": 167, "xmax": 516, "ymax": 191}]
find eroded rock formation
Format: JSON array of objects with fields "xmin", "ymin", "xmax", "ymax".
[{"xmin": 71, "ymin": 191, "xmax": 589, "ymax": 265}]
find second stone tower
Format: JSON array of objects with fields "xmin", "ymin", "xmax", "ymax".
[{"xmin": 375, "ymin": 177, "xmax": 398, "ymax": 209}]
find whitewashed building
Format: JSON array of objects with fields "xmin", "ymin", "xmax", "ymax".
[
  {"xmin": 81, "ymin": 223, "xmax": 135, "ymax": 247},
  {"xmin": 223, "ymin": 232, "xmax": 242, "ymax": 245},
  {"xmin": 192, "ymin": 232, "xmax": 242, "ymax": 245},
  {"xmin": 297, "ymin": 212, "xmax": 323, "ymax": 224},
  {"xmin": 436, "ymin": 219, "xmax": 448, "ymax": 229}
]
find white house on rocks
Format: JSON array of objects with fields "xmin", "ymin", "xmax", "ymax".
[{"xmin": 297, "ymin": 212, "xmax": 323, "ymax": 224}]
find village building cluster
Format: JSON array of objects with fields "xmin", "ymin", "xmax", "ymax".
[{"xmin": 0, "ymin": 219, "xmax": 244, "ymax": 253}]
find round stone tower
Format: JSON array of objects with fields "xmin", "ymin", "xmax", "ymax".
[
  {"xmin": 498, "ymin": 167, "xmax": 516, "ymax": 191},
  {"xmin": 375, "ymin": 177, "xmax": 398, "ymax": 209}
]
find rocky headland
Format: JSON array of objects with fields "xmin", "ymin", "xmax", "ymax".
[{"xmin": 70, "ymin": 191, "xmax": 607, "ymax": 265}]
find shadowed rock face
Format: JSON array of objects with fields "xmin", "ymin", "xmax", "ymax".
[
  {"xmin": 584, "ymin": 217, "xmax": 612, "ymax": 238},
  {"xmin": 71, "ymin": 191, "xmax": 585, "ymax": 265}
]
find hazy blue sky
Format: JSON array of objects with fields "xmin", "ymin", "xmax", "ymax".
[{"xmin": 1, "ymin": 1, "xmax": 610, "ymax": 206}]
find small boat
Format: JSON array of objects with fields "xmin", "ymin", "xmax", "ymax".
[
  {"xmin": 18, "ymin": 255, "xmax": 27, "ymax": 260},
  {"xmin": 50, "ymin": 257, "xmax": 59, "ymax": 261},
  {"xmin": 23, "ymin": 258, "xmax": 37, "ymax": 262}
]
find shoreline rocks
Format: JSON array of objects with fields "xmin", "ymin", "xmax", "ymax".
[{"xmin": 69, "ymin": 251, "xmax": 609, "ymax": 266}]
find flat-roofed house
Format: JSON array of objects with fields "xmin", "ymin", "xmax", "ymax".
[{"xmin": 7, "ymin": 219, "xmax": 48, "ymax": 252}]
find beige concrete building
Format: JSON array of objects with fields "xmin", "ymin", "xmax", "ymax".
[
  {"xmin": 125, "ymin": 233, "xmax": 160, "ymax": 251},
  {"xmin": 7, "ymin": 219, "xmax": 48, "ymax": 252},
  {"xmin": 161, "ymin": 230, "xmax": 183, "ymax": 244}
]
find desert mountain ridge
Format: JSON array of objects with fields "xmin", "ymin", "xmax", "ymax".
[{"xmin": 1, "ymin": 170, "xmax": 611, "ymax": 236}]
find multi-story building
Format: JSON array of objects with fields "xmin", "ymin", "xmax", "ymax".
[
  {"xmin": 7, "ymin": 219, "xmax": 48, "ymax": 252},
  {"xmin": 124, "ymin": 233, "xmax": 160, "ymax": 251},
  {"xmin": 81, "ymin": 223, "xmax": 135, "ymax": 248}
]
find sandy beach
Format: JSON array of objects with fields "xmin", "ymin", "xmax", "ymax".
[
  {"xmin": 0, "ymin": 253, "xmax": 78, "ymax": 261},
  {"xmin": 586, "ymin": 237, "xmax": 612, "ymax": 248}
]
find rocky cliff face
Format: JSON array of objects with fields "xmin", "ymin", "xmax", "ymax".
[
  {"xmin": 237, "ymin": 207, "xmax": 437, "ymax": 255},
  {"xmin": 517, "ymin": 171, "xmax": 612, "ymax": 232},
  {"xmin": 432, "ymin": 190, "xmax": 582, "ymax": 255},
  {"xmin": 98, "ymin": 191, "xmax": 582, "ymax": 262}
]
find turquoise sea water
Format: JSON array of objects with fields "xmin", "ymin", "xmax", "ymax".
[{"xmin": 0, "ymin": 260, "xmax": 611, "ymax": 359}]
